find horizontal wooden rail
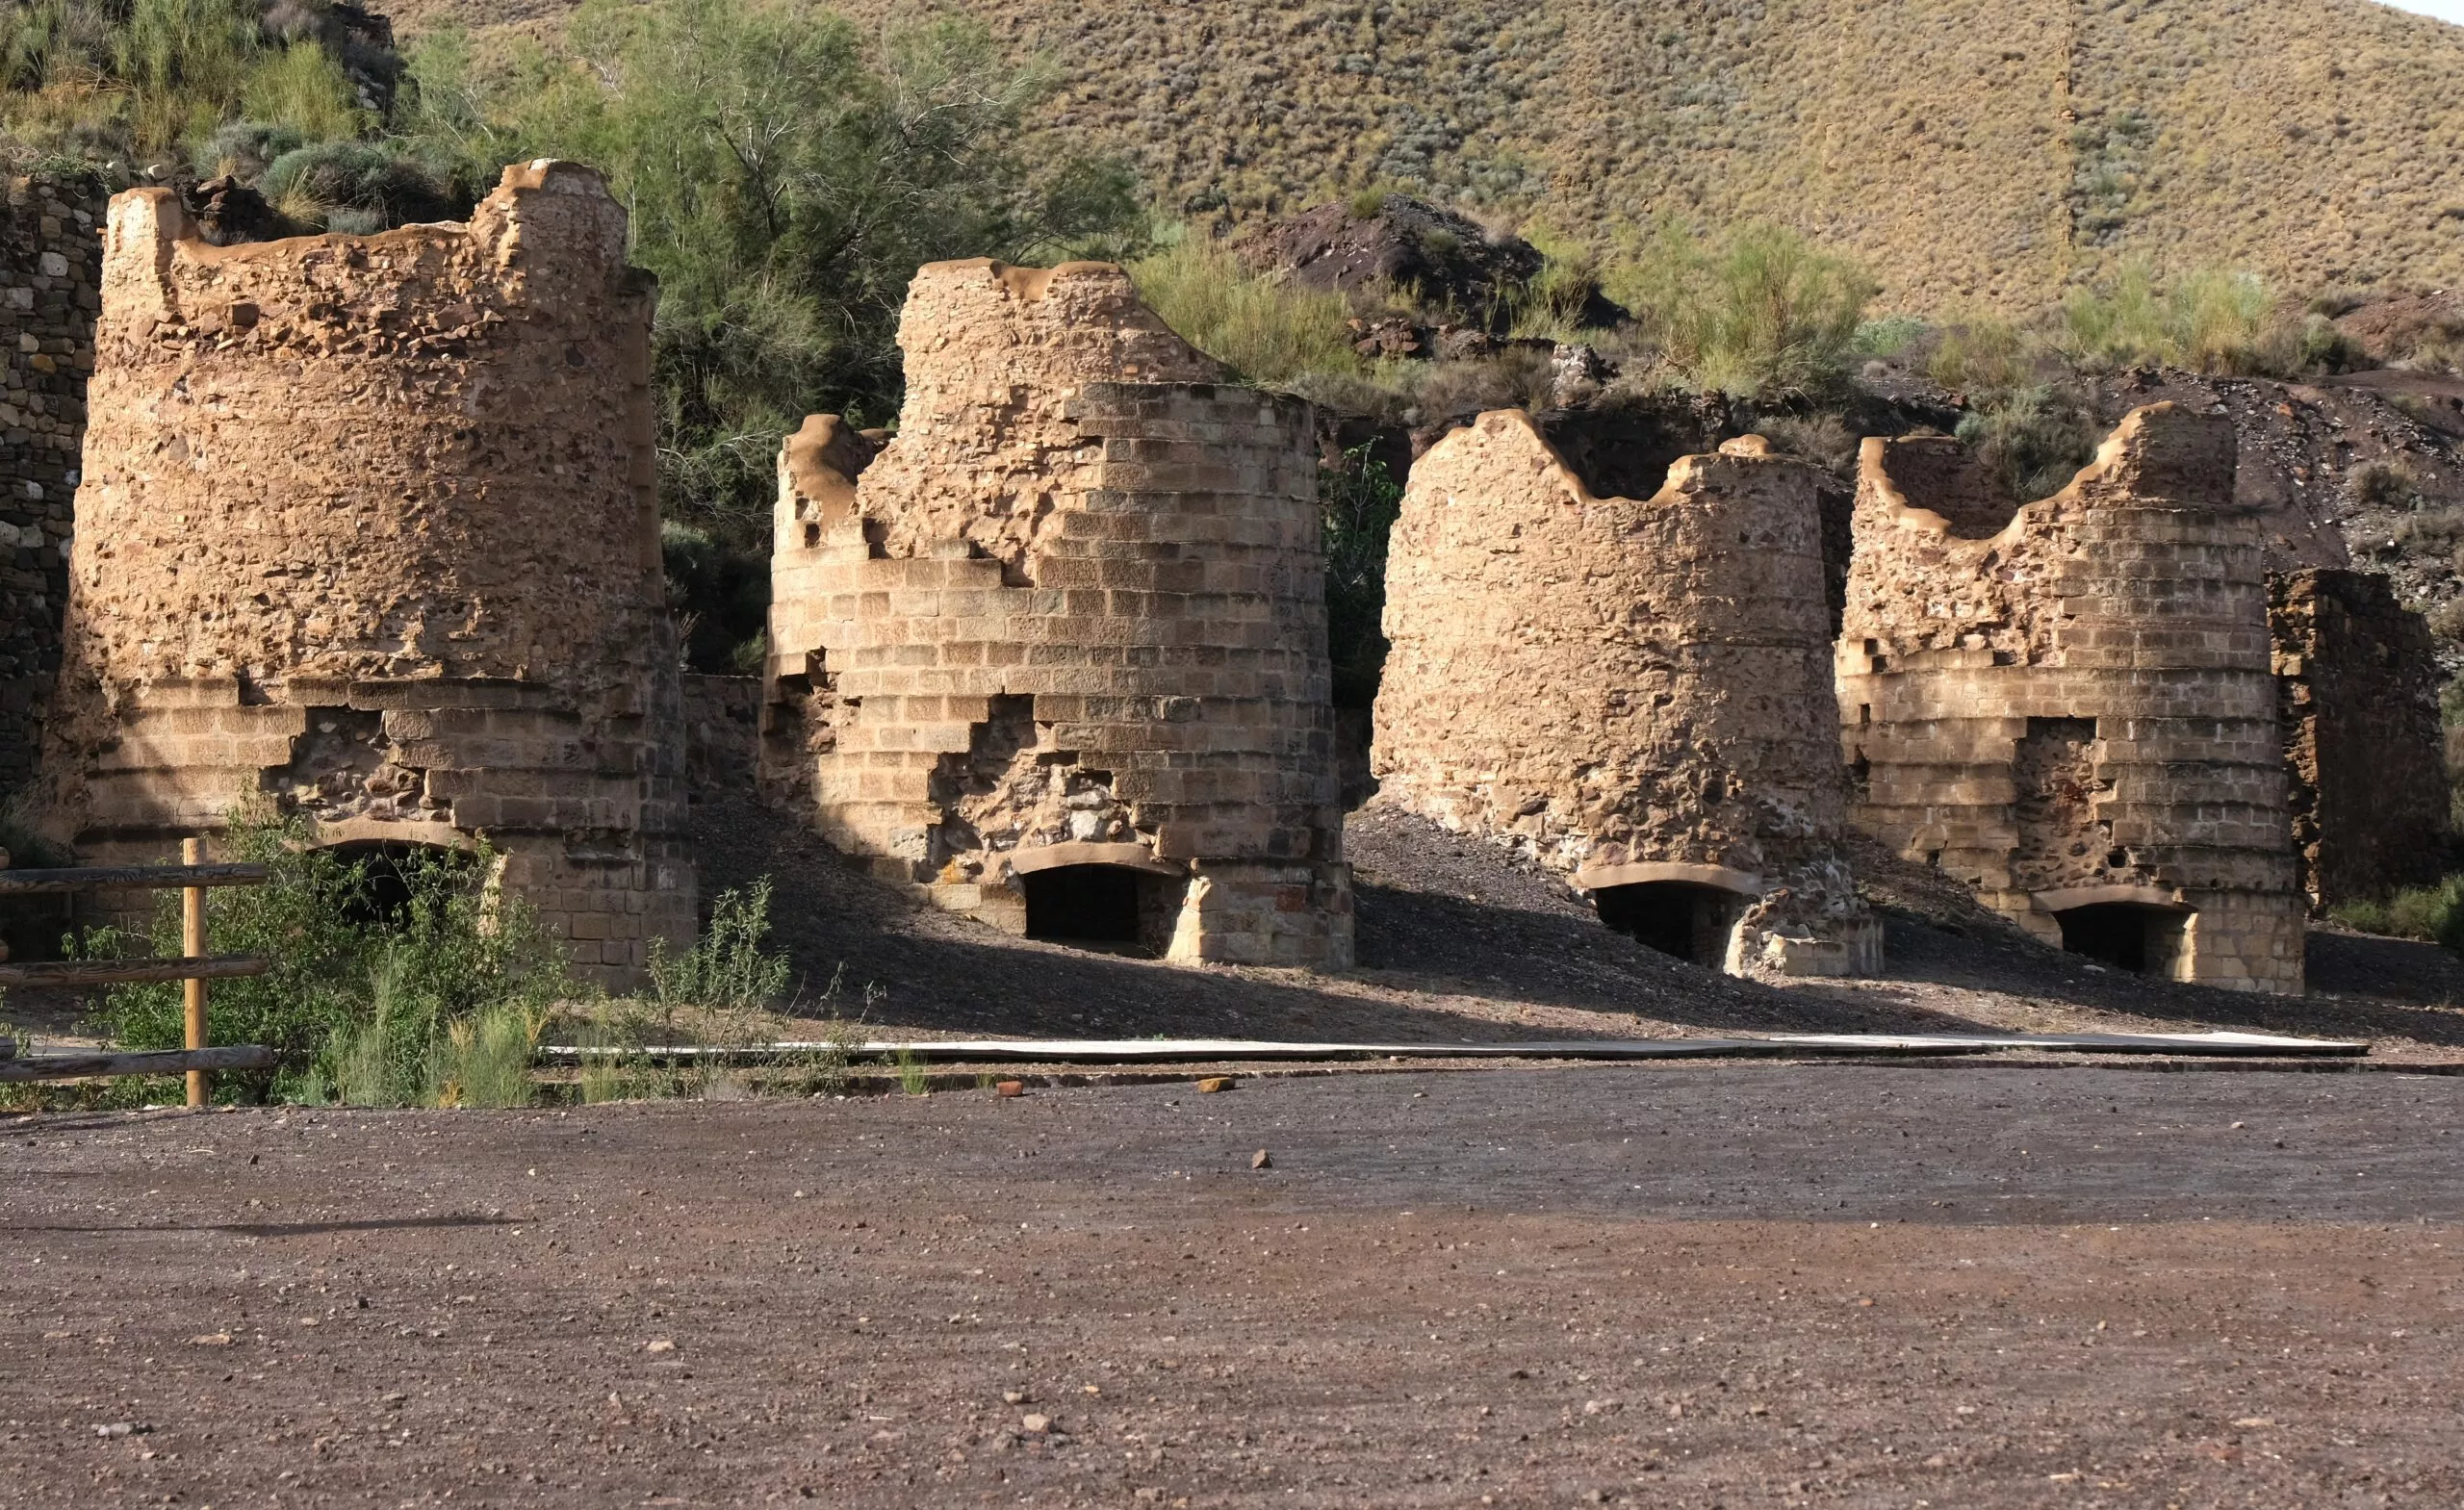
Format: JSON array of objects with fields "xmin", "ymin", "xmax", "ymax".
[
  {"xmin": 0, "ymin": 1044, "xmax": 275, "ymax": 1083},
  {"xmin": 0, "ymin": 956, "xmax": 270, "ymax": 988},
  {"xmin": 0, "ymin": 862, "xmax": 270, "ymax": 895}
]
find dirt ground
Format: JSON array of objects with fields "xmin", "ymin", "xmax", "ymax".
[{"xmin": 7, "ymin": 1065, "xmax": 2461, "ymax": 1508}]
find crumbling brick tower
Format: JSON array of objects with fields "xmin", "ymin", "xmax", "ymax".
[
  {"xmin": 762, "ymin": 259, "xmax": 1351, "ymax": 967},
  {"xmin": 2270, "ymin": 568, "xmax": 2449, "ymax": 909},
  {"xmin": 1839, "ymin": 402, "xmax": 2304, "ymax": 993},
  {"xmin": 1372, "ymin": 411, "xmax": 1879, "ymax": 977},
  {"xmin": 43, "ymin": 161, "xmax": 694, "ymax": 985}
]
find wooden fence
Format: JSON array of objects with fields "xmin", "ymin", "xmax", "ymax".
[{"xmin": 0, "ymin": 839, "xmax": 274, "ymax": 1103}]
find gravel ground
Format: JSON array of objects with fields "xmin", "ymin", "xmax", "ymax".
[
  {"xmin": 679, "ymin": 792, "xmax": 2464, "ymax": 1062},
  {"xmin": 7, "ymin": 1066, "xmax": 2461, "ymax": 1507}
]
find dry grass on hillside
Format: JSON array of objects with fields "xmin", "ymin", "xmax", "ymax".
[{"xmin": 386, "ymin": 0, "xmax": 2464, "ymax": 314}]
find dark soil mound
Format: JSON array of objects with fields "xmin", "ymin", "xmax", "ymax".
[{"xmin": 1244, "ymin": 195, "xmax": 1545, "ymax": 325}]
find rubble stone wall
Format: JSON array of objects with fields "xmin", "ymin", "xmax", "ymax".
[
  {"xmin": 1839, "ymin": 402, "xmax": 2305, "ymax": 994},
  {"xmin": 44, "ymin": 161, "xmax": 692, "ymax": 984},
  {"xmin": 762, "ymin": 260, "xmax": 1349, "ymax": 969},
  {"xmin": 1371, "ymin": 410, "xmax": 1878, "ymax": 978},
  {"xmin": 0, "ymin": 176, "xmax": 103, "ymax": 797},
  {"xmin": 2271, "ymin": 568, "xmax": 2448, "ymax": 908}
]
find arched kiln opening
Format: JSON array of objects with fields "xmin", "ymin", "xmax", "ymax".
[
  {"xmin": 1594, "ymin": 881, "xmax": 1752, "ymax": 968},
  {"xmin": 323, "ymin": 840, "xmax": 475, "ymax": 930},
  {"xmin": 2055, "ymin": 901, "xmax": 2190, "ymax": 977},
  {"xmin": 1021, "ymin": 864, "xmax": 1185, "ymax": 956}
]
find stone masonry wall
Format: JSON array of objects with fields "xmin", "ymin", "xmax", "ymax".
[
  {"xmin": 43, "ymin": 161, "xmax": 693, "ymax": 985},
  {"xmin": 763, "ymin": 260, "xmax": 1349, "ymax": 969},
  {"xmin": 2271, "ymin": 568, "xmax": 2448, "ymax": 908},
  {"xmin": 1372, "ymin": 410, "xmax": 1878, "ymax": 978},
  {"xmin": 0, "ymin": 176, "xmax": 103, "ymax": 798},
  {"xmin": 1839, "ymin": 403, "xmax": 2305, "ymax": 994}
]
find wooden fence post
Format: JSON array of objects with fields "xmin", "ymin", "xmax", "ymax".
[{"xmin": 182, "ymin": 837, "xmax": 208, "ymax": 1109}]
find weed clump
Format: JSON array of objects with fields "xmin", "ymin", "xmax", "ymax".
[
  {"xmin": 1601, "ymin": 220, "xmax": 1875, "ymax": 399},
  {"xmin": 90, "ymin": 812, "xmax": 573, "ymax": 1106},
  {"xmin": 2330, "ymin": 879, "xmax": 2464, "ymax": 950},
  {"xmin": 1127, "ymin": 231, "xmax": 1363, "ymax": 387}
]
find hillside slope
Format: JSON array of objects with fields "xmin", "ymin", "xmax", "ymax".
[{"xmin": 393, "ymin": 0, "xmax": 2464, "ymax": 311}]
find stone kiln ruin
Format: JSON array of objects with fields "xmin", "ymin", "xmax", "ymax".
[
  {"xmin": 2270, "ymin": 568, "xmax": 2448, "ymax": 909},
  {"xmin": 1839, "ymin": 403, "xmax": 2303, "ymax": 993},
  {"xmin": 761, "ymin": 259, "xmax": 1350, "ymax": 966},
  {"xmin": 0, "ymin": 176, "xmax": 103, "ymax": 795},
  {"xmin": 44, "ymin": 161, "xmax": 693, "ymax": 984},
  {"xmin": 1372, "ymin": 410, "xmax": 1878, "ymax": 977}
]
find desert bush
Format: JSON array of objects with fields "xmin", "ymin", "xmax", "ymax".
[
  {"xmin": 94, "ymin": 810, "xmax": 576, "ymax": 1104},
  {"xmin": 1955, "ymin": 384, "xmax": 2101, "ymax": 503},
  {"xmin": 2056, "ymin": 262, "xmax": 2363, "ymax": 378},
  {"xmin": 1601, "ymin": 220, "xmax": 1876, "ymax": 400},
  {"xmin": 647, "ymin": 878, "xmax": 793, "ymax": 1014},
  {"xmin": 0, "ymin": 0, "xmax": 372, "ymax": 161},
  {"xmin": 427, "ymin": 0, "xmax": 1140, "ymax": 534},
  {"xmin": 1128, "ymin": 230, "xmax": 1361, "ymax": 386},
  {"xmin": 1403, "ymin": 345, "xmax": 1556, "ymax": 422},
  {"xmin": 1925, "ymin": 315, "xmax": 2039, "ymax": 396},
  {"xmin": 1851, "ymin": 314, "xmax": 1928, "ymax": 359},
  {"xmin": 260, "ymin": 139, "xmax": 455, "ymax": 229},
  {"xmin": 2331, "ymin": 878, "xmax": 2464, "ymax": 950},
  {"xmin": 235, "ymin": 38, "xmax": 361, "ymax": 142},
  {"xmin": 2350, "ymin": 458, "xmax": 2424, "ymax": 512},
  {"xmin": 1757, "ymin": 412, "xmax": 1860, "ymax": 473},
  {"xmin": 1506, "ymin": 221, "xmax": 1604, "ymax": 344},
  {"xmin": 191, "ymin": 117, "xmax": 302, "ymax": 178},
  {"xmin": 1320, "ymin": 444, "xmax": 1402, "ymax": 707}
]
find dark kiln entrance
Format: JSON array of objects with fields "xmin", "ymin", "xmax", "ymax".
[
  {"xmin": 1594, "ymin": 882, "xmax": 1749, "ymax": 968},
  {"xmin": 2055, "ymin": 902, "xmax": 2189, "ymax": 976},
  {"xmin": 1021, "ymin": 864, "xmax": 1185, "ymax": 956}
]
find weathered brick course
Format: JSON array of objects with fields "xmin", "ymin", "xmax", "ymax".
[
  {"xmin": 41, "ymin": 161, "xmax": 693, "ymax": 985},
  {"xmin": 762, "ymin": 260, "xmax": 1349, "ymax": 968},
  {"xmin": 2270, "ymin": 568, "xmax": 2448, "ymax": 909},
  {"xmin": 1372, "ymin": 412, "xmax": 1878, "ymax": 978},
  {"xmin": 1839, "ymin": 403, "xmax": 2304, "ymax": 993}
]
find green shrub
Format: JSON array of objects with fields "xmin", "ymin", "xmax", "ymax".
[
  {"xmin": 1127, "ymin": 230, "xmax": 1362, "ymax": 387},
  {"xmin": 1601, "ymin": 220, "xmax": 1876, "ymax": 399},
  {"xmin": 647, "ymin": 877, "xmax": 792, "ymax": 1013},
  {"xmin": 2332, "ymin": 878, "xmax": 2464, "ymax": 949},
  {"xmin": 237, "ymin": 39, "xmax": 362, "ymax": 143},
  {"xmin": 2350, "ymin": 458, "xmax": 2423, "ymax": 512},
  {"xmin": 1851, "ymin": 314, "xmax": 1928, "ymax": 358},
  {"xmin": 2056, "ymin": 261, "xmax": 2362, "ymax": 377},
  {"xmin": 191, "ymin": 118, "xmax": 303, "ymax": 178},
  {"xmin": 1320, "ymin": 444, "xmax": 1402, "ymax": 707},
  {"xmin": 1925, "ymin": 315, "xmax": 2039, "ymax": 396},
  {"xmin": 260, "ymin": 139, "xmax": 455, "ymax": 230},
  {"xmin": 1954, "ymin": 384, "xmax": 2101, "ymax": 503},
  {"xmin": 94, "ymin": 811, "xmax": 576, "ymax": 1105}
]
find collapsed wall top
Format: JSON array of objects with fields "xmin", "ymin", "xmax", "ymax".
[
  {"xmin": 1839, "ymin": 402, "xmax": 2303, "ymax": 993},
  {"xmin": 43, "ymin": 160, "xmax": 693, "ymax": 984},
  {"xmin": 763, "ymin": 259, "xmax": 1350, "ymax": 968},
  {"xmin": 1372, "ymin": 409, "xmax": 1877, "ymax": 978}
]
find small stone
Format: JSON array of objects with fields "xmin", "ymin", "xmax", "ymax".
[
  {"xmin": 186, "ymin": 1332, "xmax": 232, "ymax": 1346},
  {"xmin": 93, "ymin": 1421, "xmax": 144, "ymax": 1438},
  {"xmin": 1250, "ymin": 1149, "xmax": 1271, "ymax": 1169},
  {"xmin": 1196, "ymin": 1077, "xmax": 1235, "ymax": 1094},
  {"xmin": 644, "ymin": 1339, "xmax": 676, "ymax": 1353},
  {"xmin": 1021, "ymin": 1413, "xmax": 1051, "ymax": 1434},
  {"xmin": 1002, "ymin": 1390, "xmax": 1028, "ymax": 1405},
  {"xmin": 996, "ymin": 1080, "xmax": 1025, "ymax": 1097}
]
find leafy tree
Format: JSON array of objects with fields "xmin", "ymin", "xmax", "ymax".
[{"xmin": 411, "ymin": 0, "xmax": 1140, "ymax": 549}]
